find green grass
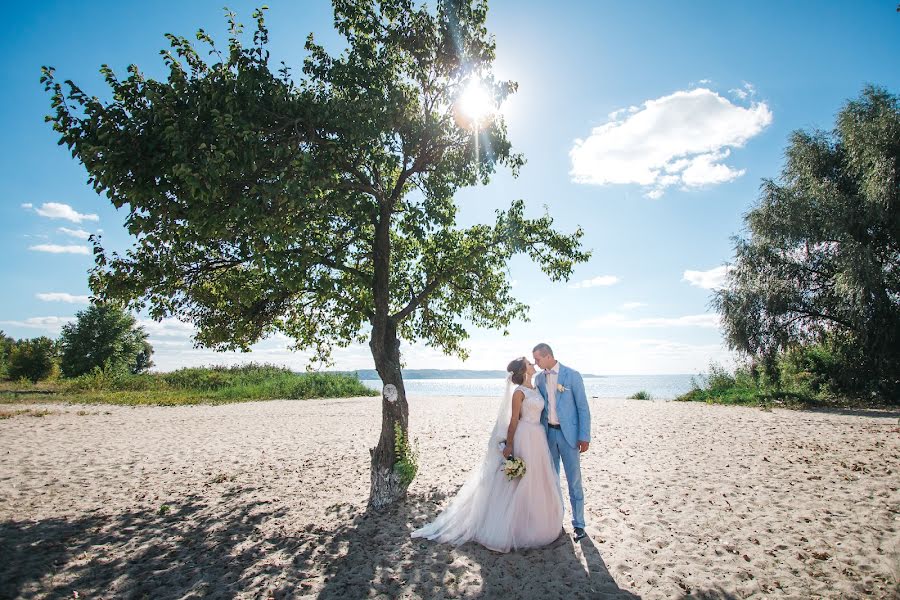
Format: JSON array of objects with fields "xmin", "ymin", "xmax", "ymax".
[
  {"xmin": 0, "ymin": 364, "xmax": 378, "ymax": 406},
  {"xmin": 628, "ymin": 390, "xmax": 652, "ymax": 400},
  {"xmin": 674, "ymin": 385, "xmax": 811, "ymax": 408},
  {"xmin": 675, "ymin": 362, "xmax": 820, "ymax": 408}
]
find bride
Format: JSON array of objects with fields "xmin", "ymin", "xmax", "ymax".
[{"xmin": 411, "ymin": 357, "xmax": 564, "ymax": 552}]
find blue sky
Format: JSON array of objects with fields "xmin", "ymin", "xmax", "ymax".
[{"xmin": 2, "ymin": 1, "xmax": 899, "ymax": 374}]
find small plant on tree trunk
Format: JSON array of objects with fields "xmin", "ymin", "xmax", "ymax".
[{"xmin": 393, "ymin": 421, "xmax": 419, "ymax": 487}]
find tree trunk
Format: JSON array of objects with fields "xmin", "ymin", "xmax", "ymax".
[
  {"xmin": 368, "ymin": 197, "xmax": 409, "ymax": 510},
  {"xmin": 368, "ymin": 318, "xmax": 410, "ymax": 509}
]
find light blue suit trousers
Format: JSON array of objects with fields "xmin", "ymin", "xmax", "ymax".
[{"xmin": 537, "ymin": 363, "xmax": 590, "ymax": 530}]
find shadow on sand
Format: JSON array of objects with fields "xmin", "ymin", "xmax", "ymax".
[
  {"xmin": 799, "ymin": 405, "xmax": 900, "ymax": 420},
  {"xmin": 3, "ymin": 489, "xmax": 646, "ymax": 598},
  {"xmin": 315, "ymin": 490, "xmax": 641, "ymax": 599},
  {"xmin": 0, "ymin": 494, "xmax": 311, "ymax": 598},
  {"xmin": 677, "ymin": 588, "xmax": 742, "ymax": 600}
]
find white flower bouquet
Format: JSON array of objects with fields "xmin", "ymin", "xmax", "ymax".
[{"xmin": 503, "ymin": 456, "xmax": 526, "ymax": 480}]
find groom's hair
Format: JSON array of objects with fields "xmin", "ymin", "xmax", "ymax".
[{"xmin": 532, "ymin": 343, "xmax": 554, "ymax": 357}]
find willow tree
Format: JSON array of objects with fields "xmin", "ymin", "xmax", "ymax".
[
  {"xmin": 715, "ymin": 86, "xmax": 900, "ymax": 396},
  {"xmin": 43, "ymin": 1, "xmax": 588, "ymax": 507}
]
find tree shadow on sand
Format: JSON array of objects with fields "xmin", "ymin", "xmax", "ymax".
[
  {"xmin": 677, "ymin": 588, "xmax": 741, "ymax": 600},
  {"xmin": 314, "ymin": 489, "xmax": 641, "ymax": 599},
  {"xmin": 3, "ymin": 488, "xmax": 644, "ymax": 599},
  {"xmin": 798, "ymin": 406, "xmax": 900, "ymax": 420},
  {"xmin": 0, "ymin": 495, "xmax": 302, "ymax": 598}
]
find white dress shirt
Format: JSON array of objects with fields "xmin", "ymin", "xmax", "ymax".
[{"xmin": 545, "ymin": 362, "xmax": 561, "ymax": 425}]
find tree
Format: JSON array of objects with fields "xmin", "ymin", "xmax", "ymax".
[
  {"xmin": 58, "ymin": 304, "xmax": 154, "ymax": 377},
  {"xmin": 0, "ymin": 331, "xmax": 16, "ymax": 380},
  {"xmin": 43, "ymin": 1, "xmax": 589, "ymax": 508},
  {"xmin": 0, "ymin": 331, "xmax": 14, "ymax": 379},
  {"xmin": 8, "ymin": 337, "xmax": 58, "ymax": 383},
  {"xmin": 133, "ymin": 339, "xmax": 155, "ymax": 375},
  {"xmin": 715, "ymin": 86, "xmax": 900, "ymax": 397}
]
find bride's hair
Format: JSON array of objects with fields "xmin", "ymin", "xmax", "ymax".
[{"xmin": 506, "ymin": 357, "xmax": 528, "ymax": 385}]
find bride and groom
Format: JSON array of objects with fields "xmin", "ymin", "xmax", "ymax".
[{"xmin": 412, "ymin": 343, "xmax": 591, "ymax": 553}]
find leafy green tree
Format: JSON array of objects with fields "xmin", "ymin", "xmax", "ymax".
[
  {"xmin": 0, "ymin": 331, "xmax": 15, "ymax": 380},
  {"xmin": 59, "ymin": 304, "xmax": 154, "ymax": 377},
  {"xmin": 8, "ymin": 337, "xmax": 58, "ymax": 383},
  {"xmin": 715, "ymin": 86, "xmax": 900, "ymax": 398},
  {"xmin": 133, "ymin": 339, "xmax": 155, "ymax": 375},
  {"xmin": 43, "ymin": 1, "xmax": 588, "ymax": 507}
]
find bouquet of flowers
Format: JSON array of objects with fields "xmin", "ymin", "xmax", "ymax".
[
  {"xmin": 503, "ymin": 456, "xmax": 526, "ymax": 480},
  {"xmin": 497, "ymin": 441, "xmax": 526, "ymax": 479}
]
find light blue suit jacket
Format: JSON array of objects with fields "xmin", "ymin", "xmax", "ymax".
[{"xmin": 536, "ymin": 363, "xmax": 591, "ymax": 448}]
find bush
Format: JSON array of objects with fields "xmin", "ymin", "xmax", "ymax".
[
  {"xmin": 59, "ymin": 304, "xmax": 153, "ymax": 377},
  {"xmin": 162, "ymin": 363, "xmax": 293, "ymax": 390},
  {"xmin": 0, "ymin": 331, "xmax": 15, "ymax": 380},
  {"xmin": 65, "ymin": 366, "xmax": 138, "ymax": 392},
  {"xmin": 628, "ymin": 390, "xmax": 652, "ymax": 400},
  {"xmin": 54, "ymin": 364, "xmax": 378, "ymax": 405},
  {"xmin": 778, "ymin": 343, "xmax": 842, "ymax": 397},
  {"xmin": 8, "ymin": 337, "xmax": 58, "ymax": 383},
  {"xmin": 679, "ymin": 359, "xmax": 821, "ymax": 406},
  {"xmin": 706, "ymin": 362, "xmax": 737, "ymax": 393}
]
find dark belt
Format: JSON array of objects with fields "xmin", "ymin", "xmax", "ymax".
[{"xmin": 548, "ymin": 423, "xmax": 562, "ymax": 429}]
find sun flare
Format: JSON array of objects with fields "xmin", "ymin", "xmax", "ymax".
[{"xmin": 455, "ymin": 79, "xmax": 496, "ymax": 130}]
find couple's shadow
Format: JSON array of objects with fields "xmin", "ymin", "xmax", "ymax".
[{"xmin": 314, "ymin": 489, "xmax": 641, "ymax": 599}]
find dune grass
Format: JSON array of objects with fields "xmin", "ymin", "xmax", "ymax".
[
  {"xmin": 675, "ymin": 362, "xmax": 816, "ymax": 408},
  {"xmin": 628, "ymin": 390, "xmax": 652, "ymax": 400},
  {"xmin": 0, "ymin": 364, "xmax": 378, "ymax": 406}
]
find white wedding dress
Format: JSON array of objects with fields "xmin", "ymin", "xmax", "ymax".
[{"xmin": 412, "ymin": 383, "xmax": 564, "ymax": 552}]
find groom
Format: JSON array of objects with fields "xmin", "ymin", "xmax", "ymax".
[{"xmin": 533, "ymin": 343, "xmax": 591, "ymax": 542}]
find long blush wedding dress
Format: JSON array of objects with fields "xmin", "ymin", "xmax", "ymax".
[{"xmin": 411, "ymin": 382, "xmax": 563, "ymax": 552}]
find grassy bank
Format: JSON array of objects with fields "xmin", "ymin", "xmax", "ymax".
[
  {"xmin": 0, "ymin": 364, "xmax": 378, "ymax": 406},
  {"xmin": 674, "ymin": 362, "xmax": 895, "ymax": 409}
]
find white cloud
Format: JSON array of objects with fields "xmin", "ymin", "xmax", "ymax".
[
  {"xmin": 621, "ymin": 302, "xmax": 647, "ymax": 310},
  {"xmin": 0, "ymin": 316, "xmax": 74, "ymax": 333},
  {"xmin": 58, "ymin": 227, "xmax": 91, "ymax": 240},
  {"xmin": 20, "ymin": 203, "xmax": 33, "ymax": 209},
  {"xmin": 607, "ymin": 105, "xmax": 640, "ymax": 120},
  {"xmin": 570, "ymin": 87, "xmax": 772, "ymax": 198},
  {"xmin": 139, "ymin": 320, "xmax": 381, "ymax": 373},
  {"xmin": 27, "ymin": 202, "xmax": 99, "ymax": 223},
  {"xmin": 679, "ymin": 150, "xmax": 744, "ymax": 186},
  {"xmin": 36, "ymin": 292, "xmax": 90, "ymax": 304},
  {"xmin": 568, "ymin": 275, "xmax": 620, "ymax": 289},
  {"xmin": 29, "ymin": 244, "xmax": 90, "ymax": 255},
  {"xmin": 729, "ymin": 82, "xmax": 756, "ymax": 101},
  {"xmin": 581, "ymin": 312, "xmax": 720, "ymax": 329},
  {"xmin": 682, "ymin": 265, "xmax": 733, "ymax": 290},
  {"xmin": 138, "ymin": 318, "xmax": 197, "ymax": 338}
]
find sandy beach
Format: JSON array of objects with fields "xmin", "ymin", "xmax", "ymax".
[{"xmin": 1, "ymin": 396, "xmax": 898, "ymax": 599}]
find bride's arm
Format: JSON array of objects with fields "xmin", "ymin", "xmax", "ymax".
[{"xmin": 502, "ymin": 390, "xmax": 525, "ymax": 458}]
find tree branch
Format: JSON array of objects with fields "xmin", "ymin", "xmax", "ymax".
[{"xmin": 392, "ymin": 243, "xmax": 488, "ymax": 321}]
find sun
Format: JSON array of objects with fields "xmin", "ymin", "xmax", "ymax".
[{"xmin": 454, "ymin": 79, "xmax": 496, "ymax": 130}]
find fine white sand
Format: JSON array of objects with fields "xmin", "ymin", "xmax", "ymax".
[{"xmin": 1, "ymin": 396, "xmax": 898, "ymax": 599}]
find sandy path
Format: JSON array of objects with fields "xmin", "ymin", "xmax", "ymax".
[{"xmin": 1, "ymin": 397, "xmax": 898, "ymax": 599}]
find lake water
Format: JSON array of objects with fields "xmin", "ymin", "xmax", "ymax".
[{"xmin": 361, "ymin": 374, "xmax": 696, "ymax": 400}]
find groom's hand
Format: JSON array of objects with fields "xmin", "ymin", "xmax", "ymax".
[{"xmin": 578, "ymin": 441, "xmax": 590, "ymax": 453}]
